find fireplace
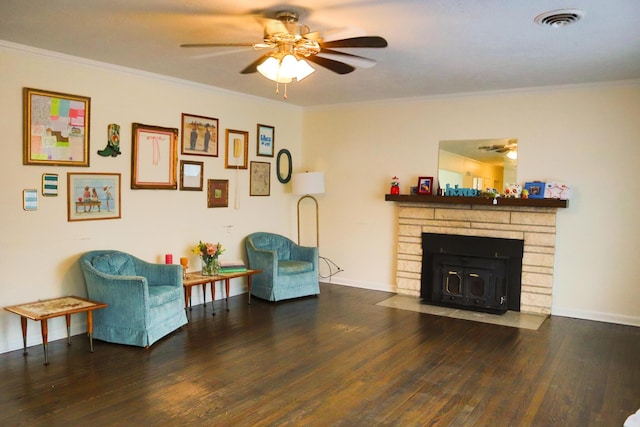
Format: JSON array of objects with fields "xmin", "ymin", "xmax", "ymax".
[{"xmin": 421, "ymin": 233, "xmax": 524, "ymax": 314}]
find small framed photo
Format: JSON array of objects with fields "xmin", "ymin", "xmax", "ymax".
[
  {"xmin": 207, "ymin": 179, "xmax": 229, "ymax": 208},
  {"xmin": 417, "ymin": 176, "xmax": 433, "ymax": 195},
  {"xmin": 180, "ymin": 160, "xmax": 203, "ymax": 191},
  {"xmin": 250, "ymin": 161, "xmax": 271, "ymax": 196},
  {"xmin": 23, "ymin": 189, "xmax": 38, "ymax": 211},
  {"xmin": 256, "ymin": 124, "xmax": 275, "ymax": 157},
  {"xmin": 181, "ymin": 113, "xmax": 219, "ymax": 157},
  {"xmin": 67, "ymin": 173, "xmax": 121, "ymax": 221},
  {"xmin": 42, "ymin": 173, "xmax": 59, "ymax": 196},
  {"xmin": 23, "ymin": 87, "xmax": 90, "ymax": 167},
  {"xmin": 524, "ymin": 181, "xmax": 546, "ymax": 199},
  {"xmin": 225, "ymin": 129, "xmax": 249, "ymax": 169},
  {"xmin": 131, "ymin": 123, "xmax": 178, "ymax": 189}
]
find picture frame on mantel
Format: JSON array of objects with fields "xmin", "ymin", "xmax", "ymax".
[{"xmin": 417, "ymin": 176, "xmax": 433, "ymax": 195}]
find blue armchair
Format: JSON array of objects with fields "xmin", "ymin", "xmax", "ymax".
[
  {"xmin": 245, "ymin": 232, "xmax": 320, "ymax": 302},
  {"xmin": 79, "ymin": 250, "xmax": 188, "ymax": 347}
]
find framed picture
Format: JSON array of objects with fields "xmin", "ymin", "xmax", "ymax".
[
  {"xmin": 524, "ymin": 181, "xmax": 546, "ymax": 199},
  {"xmin": 42, "ymin": 173, "xmax": 59, "ymax": 196},
  {"xmin": 257, "ymin": 124, "xmax": 275, "ymax": 157},
  {"xmin": 225, "ymin": 129, "xmax": 249, "ymax": 169},
  {"xmin": 23, "ymin": 189, "xmax": 38, "ymax": 211},
  {"xmin": 67, "ymin": 173, "xmax": 121, "ymax": 221},
  {"xmin": 181, "ymin": 113, "xmax": 219, "ymax": 157},
  {"xmin": 180, "ymin": 160, "xmax": 204, "ymax": 191},
  {"xmin": 417, "ymin": 176, "xmax": 433, "ymax": 195},
  {"xmin": 131, "ymin": 123, "xmax": 178, "ymax": 189},
  {"xmin": 250, "ymin": 161, "xmax": 271, "ymax": 196},
  {"xmin": 23, "ymin": 87, "xmax": 90, "ymax": 166},
  {"xmin": 207, "ymin": 179, "xmax": 229, "ymax": 208}
]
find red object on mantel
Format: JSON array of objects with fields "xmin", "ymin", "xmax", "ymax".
[{"xmin": 390, "ymin": 176, "xmax": 400, "ymax": 194}]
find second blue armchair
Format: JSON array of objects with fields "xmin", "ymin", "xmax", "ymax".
[{"xmin": 245, "ymin": 232, "xmax": 320, "ymax": 302}]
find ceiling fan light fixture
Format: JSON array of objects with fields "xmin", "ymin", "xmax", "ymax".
[{"xmin": 257, "ymin": 54, "xmax": 315, "ymax": 83}]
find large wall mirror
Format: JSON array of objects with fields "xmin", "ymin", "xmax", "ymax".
[{"xmin": 438, "ymin": 138, "xmax": 517, "ymax": 192}]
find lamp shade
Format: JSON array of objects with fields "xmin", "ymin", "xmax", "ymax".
[{"xmin": 292, "ymin": 172, "xmax": 325, "ymax": 195}]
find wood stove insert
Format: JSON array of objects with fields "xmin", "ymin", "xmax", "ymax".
[{"xmin": 421, "ymin": 233, "xmax": 524, "ymax": 314}]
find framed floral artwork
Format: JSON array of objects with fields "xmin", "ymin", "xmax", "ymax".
[
  {"xmin": 67, "ymin": 173, "xmax": 121, "ymax": 221},
  {"xmin": 181, "ymin": 113, "xmax": 219, "ymax": 157}
]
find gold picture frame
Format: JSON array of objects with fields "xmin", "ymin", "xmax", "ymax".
[
  {"xmin": 23, "ymin": 87, "xmax": 90, "ymax": 166},
  {"xmin": 131, "ymin": 123, "xmax": 178, "ymax": 189},
  {"xmin": 207, "ymin": 179, "xmax": 229, "ymax": 208},
  {"xmin": 179, "ymin": 160, "xmax": 204, "ymax": 191},
  {"xmin": 224, "ymin": 129, "xmax": 249, "ymax": 169}
]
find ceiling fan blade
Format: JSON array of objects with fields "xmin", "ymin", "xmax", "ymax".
[
  {"xmin": 321, "ymin": 36, "xmax": 388, "ymax": 49},
  {"xmin": 318, "ymin": 48, "xmax": 376, "ymax": 68},
  {"xmin": 181, "ymin": 42, "xmax": 256, "ymax": 48},
  {"xmin": 240, "ymin": 53, "xmax": 272, "ymax": 74},
  {"xmin": 306, "ymin": 55, "xmax": 356, "ymax": 74}
]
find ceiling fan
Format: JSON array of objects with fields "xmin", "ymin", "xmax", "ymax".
[
  {"xmin": 478, "ymin": 140, "xmax": 518, "ymax": 154},
  {"xmin": 180, "ymin": 9, "xmax": 388, "ymax": 97}
]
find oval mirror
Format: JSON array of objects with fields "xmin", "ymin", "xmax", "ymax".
[{"xmin": 276, "ymin": 149, "xmax": 292, "ymax": 183}]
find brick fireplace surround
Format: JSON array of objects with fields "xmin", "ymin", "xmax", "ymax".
[{"xmin": 392, "ymin": 200, "xmax": 563, "ymax": 314}]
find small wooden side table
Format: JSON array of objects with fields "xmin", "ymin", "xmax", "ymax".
[
  {"xmin": 4, "ymin": 296, "xmax": 107, "ymax": 365},
  {"xmin": 183, "ymin": 269, "xmax": 262, "ymax": 316}
]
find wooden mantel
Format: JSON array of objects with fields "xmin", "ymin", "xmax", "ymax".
[{"xmin": 385, "ymin": 194, "xmax": 568, "ymax": 208}]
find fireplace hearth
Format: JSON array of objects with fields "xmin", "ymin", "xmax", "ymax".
[{"xmin": 421, "ymin": 233, "xmax": 524, "ymax": 314}]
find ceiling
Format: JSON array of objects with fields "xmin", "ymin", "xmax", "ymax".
[{"xmin": 2, "ymin": 1, "xmax": 639, "ymax": 107}]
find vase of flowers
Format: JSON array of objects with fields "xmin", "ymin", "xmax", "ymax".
[{"xmin": 193, "ymin": 241, "xmax": 225, "ymax": 276}]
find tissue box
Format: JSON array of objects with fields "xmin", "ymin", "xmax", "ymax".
[{"xmin": 544, "ymin": 181, "xmax": 572, "ymax": 200}]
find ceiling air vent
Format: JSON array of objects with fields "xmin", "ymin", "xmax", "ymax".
[{"xmin": 534, "ymin": 9, "xmax": 584, "ymax": 27}]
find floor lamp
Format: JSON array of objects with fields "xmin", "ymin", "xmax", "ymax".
[{"xmin": 292, "ymin": 171, "xmax": 325, "ymax": 247}]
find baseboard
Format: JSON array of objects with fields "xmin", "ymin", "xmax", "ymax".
[
  {"xmin": 321, "ymin": 276, "xmax": 395, "ymax": 293},
  {"xmin": 551, "ymin": 306, "xmax": 640, "ymax": 327}
]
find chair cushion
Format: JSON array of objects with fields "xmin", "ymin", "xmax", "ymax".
[
  {"xmin": 91, "ymin": 253, "xmax": 136, "ymax": 276},
  {"xmin": 149, "ymin": 285, "xmax": 182, "ymax": 307},
  {"xmin": 278, "ymin": 260, "xmax": 313, "ymax": 275}
]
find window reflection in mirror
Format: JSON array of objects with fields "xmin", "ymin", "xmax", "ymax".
[{"xmin": 438, "ymin": 139, "xmax": 517, "ymax": 193}]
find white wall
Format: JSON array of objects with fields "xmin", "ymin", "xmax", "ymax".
[
  {"xmin": 2, "ymin": 43, "xmax": 639, "ymax": 357},
  {"xmin": 303, "ymin": 83, "xmax": 640, "ymax": 326},
  {"xmin": 0, "ymin": 44, "xmax": 303, "ymax": 354}
]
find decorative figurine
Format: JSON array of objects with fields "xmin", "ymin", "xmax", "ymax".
[
  {"xmin": 390, "ymin": 176, "xmax": 400, "ymax": 194},
  {"xmin": 98, "ymin": 123, "xmax": 121, "ymax": 157}
]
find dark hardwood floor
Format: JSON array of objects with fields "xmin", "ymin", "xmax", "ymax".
[{"xmin": 1, "ymin": 283, "xmax": 638, "ymax": 426}]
